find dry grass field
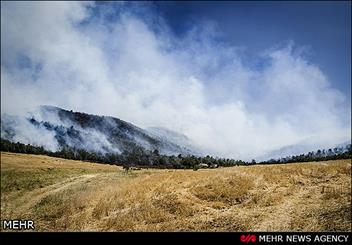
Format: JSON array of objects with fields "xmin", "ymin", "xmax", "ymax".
[{"xmin": 1, "ymin": 152, "xmax": 351, "ymax": 231}]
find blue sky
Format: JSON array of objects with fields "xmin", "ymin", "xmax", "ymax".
[
  {"xmin": 1, "ymin": 1, "xmax": 351, "ymax": 159},
  {"xmin": 154, "ymin": 1, "xmax": 351, "ymax": 102}
]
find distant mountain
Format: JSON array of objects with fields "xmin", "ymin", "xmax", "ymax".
[
  {"xmin": 146, "ymin": 127, "xmax": 202, "ymax": 156},
  {"xmin": 1, "ymin": 105, "xmax": 200, "ymax": 156},
  {"xmin": 257, "ymin": 140, "xmax": 352, "ymax": 161}
]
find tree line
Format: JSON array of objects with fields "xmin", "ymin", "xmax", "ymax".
[
  {"xmin": 1, "ymin": 138, "xmax": 351, "ymax": 169},
  {"xmin": 259, "ymin": 145, "xmax": 352, "ymax": 164}
]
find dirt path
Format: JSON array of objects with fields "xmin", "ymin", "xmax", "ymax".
[{"xmin": 6, "ymin": 174, "xmax": 99, "ymax": 216}]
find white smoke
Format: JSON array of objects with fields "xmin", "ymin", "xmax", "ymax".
[
  {"xmin": 1, "ymin": 2, "xmax": 350, "ymax": 160},
  {"xmin": 1, "ymin": 114, "xmax": 59, "ymax": 152},
  {"xmin": 1, "ymin": 107, "xmax": 121, "ymax": 154}
]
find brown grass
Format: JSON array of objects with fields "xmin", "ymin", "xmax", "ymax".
[{"xmin": 1, "ymin": 152, "xmax": 351, "ymax": 231}]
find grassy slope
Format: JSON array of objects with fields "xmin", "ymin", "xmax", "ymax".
[{"xmin": 1, "ymin": 152, "xmax": 351, "ymax": 231}]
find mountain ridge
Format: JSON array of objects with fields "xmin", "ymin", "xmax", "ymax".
[{"xmin": 1, "ymin": 105, "xmax": 200, "ymax": 157}]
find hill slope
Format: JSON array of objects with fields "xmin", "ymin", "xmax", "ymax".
[{"xmin": 1, "ymin": 106, "xmax": 200, "ymax": 157}]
